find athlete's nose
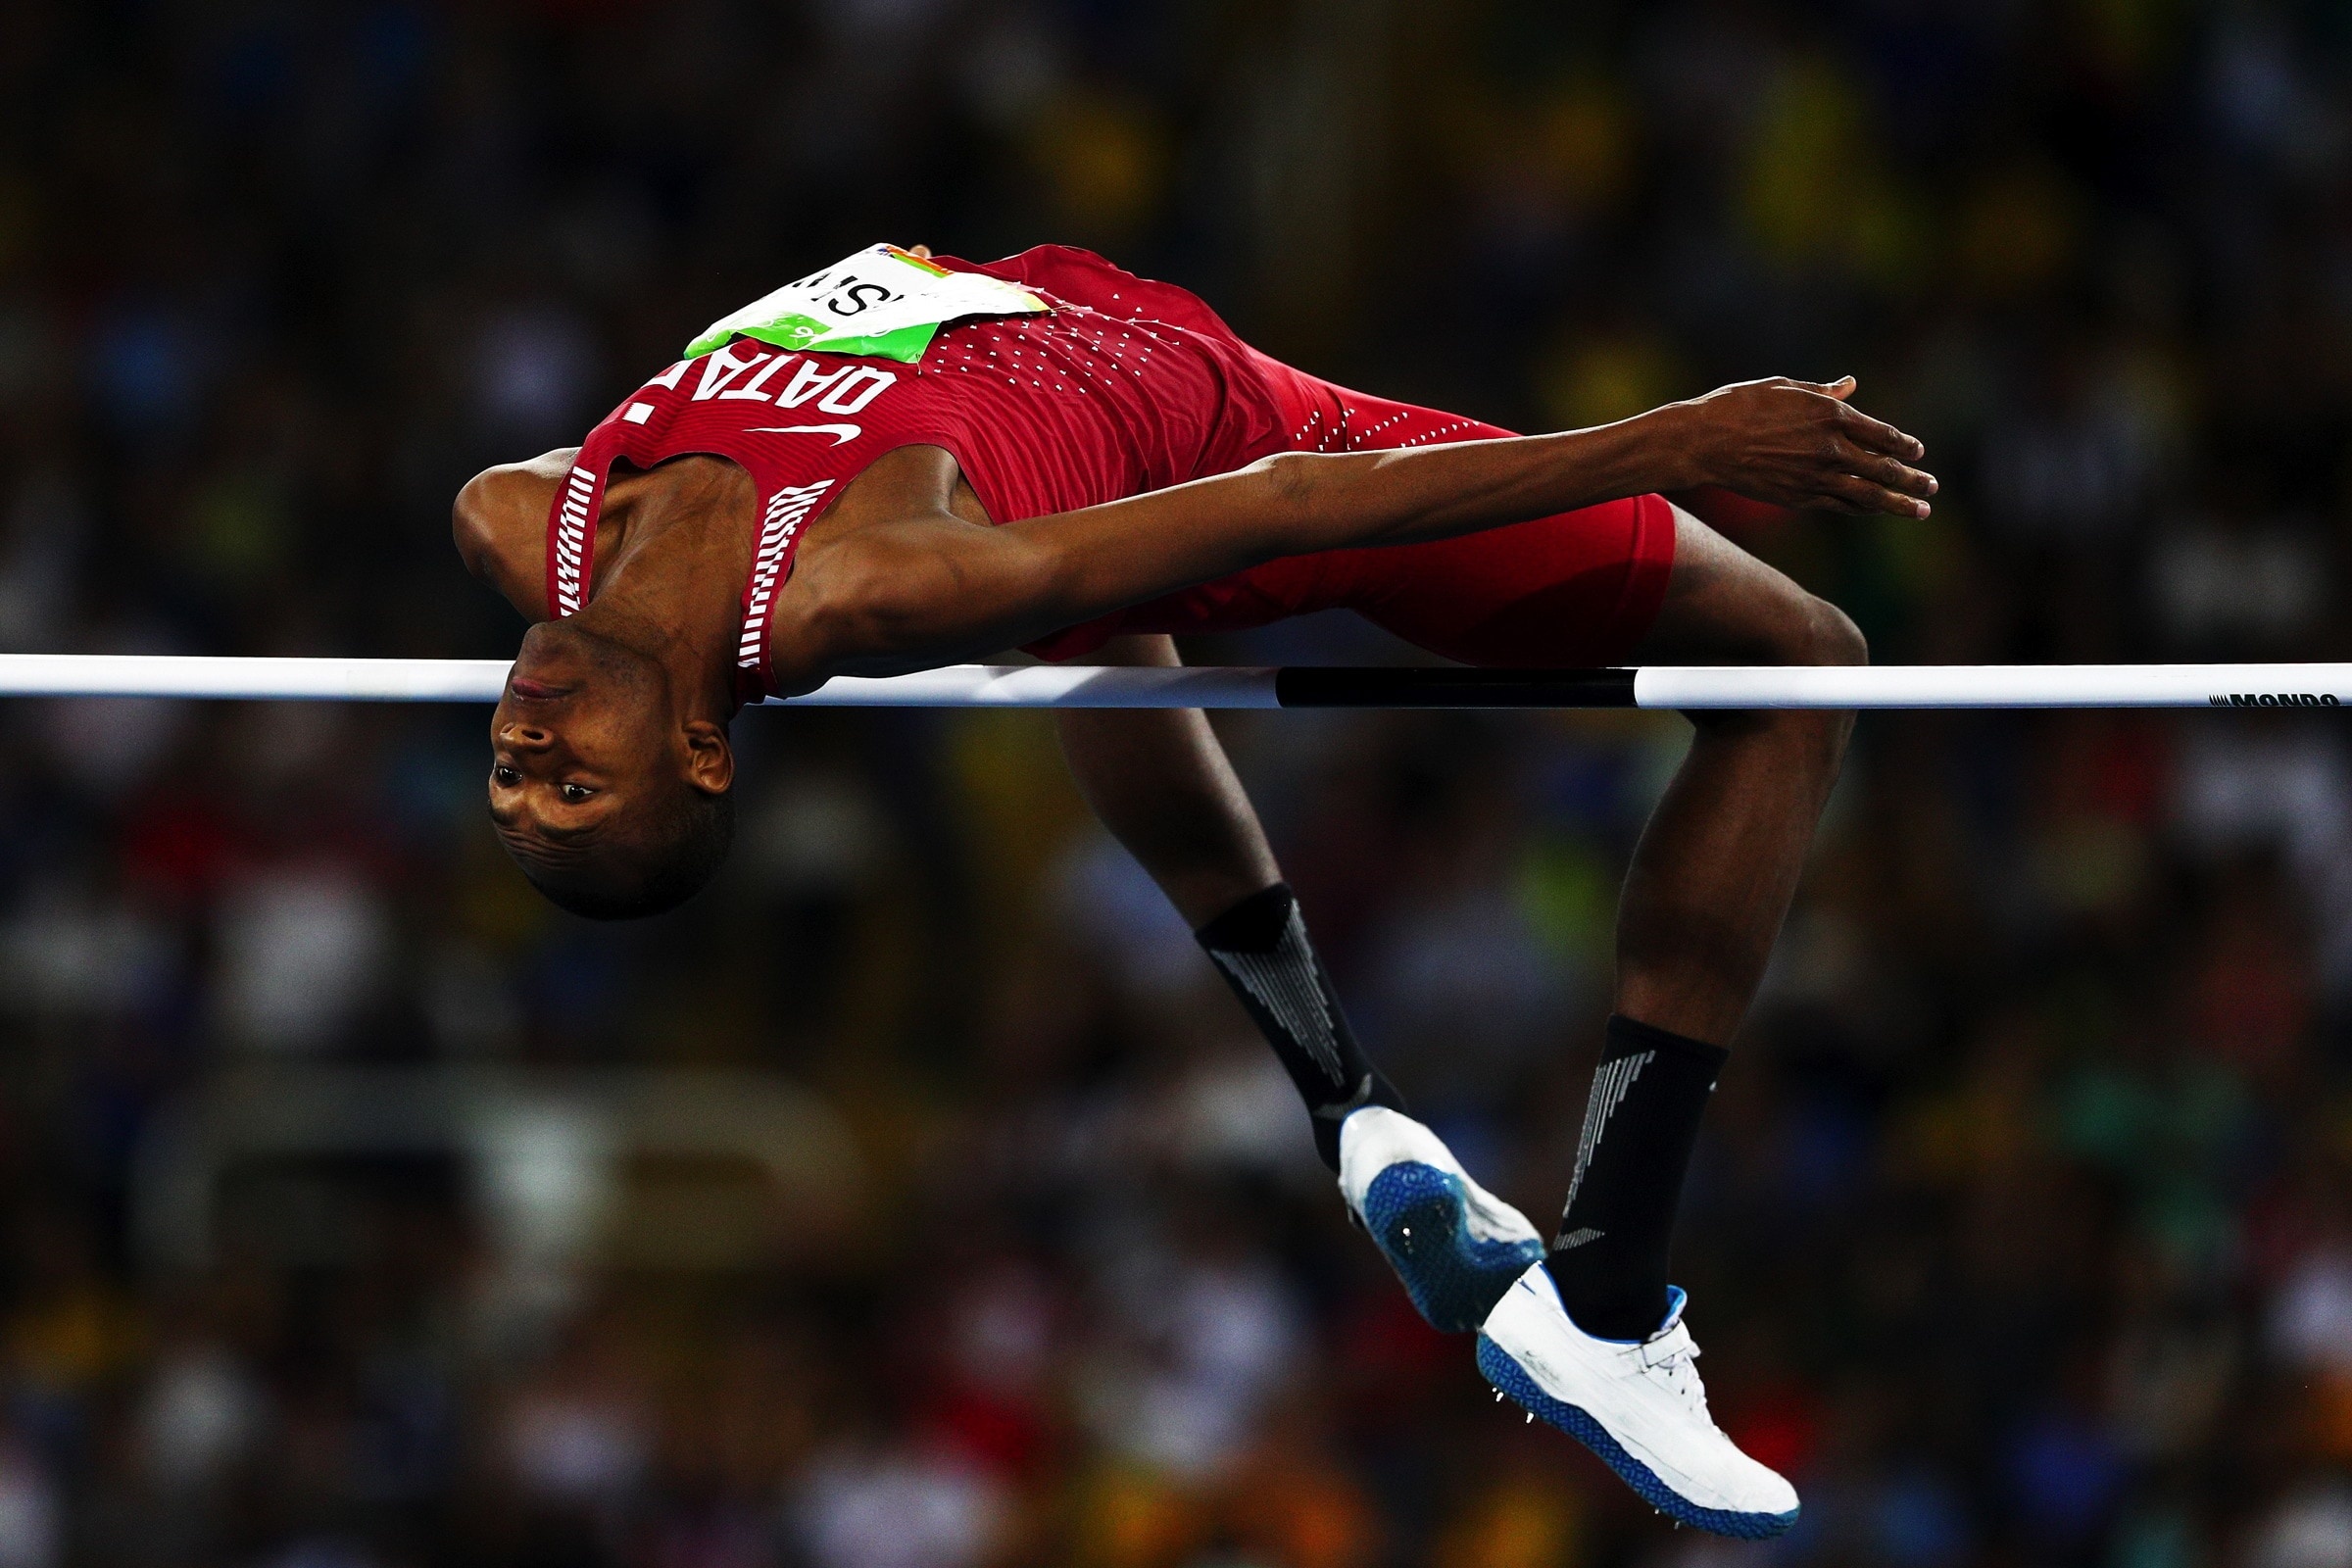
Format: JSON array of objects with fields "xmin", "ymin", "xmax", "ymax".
[{"xmin": 498, "ymin": 722, "xmax": 554, "ymax": 752}]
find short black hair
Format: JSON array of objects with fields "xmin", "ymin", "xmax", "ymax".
[{"xmin": 513, "ymin": 784, "xmax": 735, "ymax": 920}]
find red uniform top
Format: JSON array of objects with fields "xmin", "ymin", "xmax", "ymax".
[
  {"xmin": 547, "ymin": 246, "xmax": 1678, "ymax": 697},
  {"xmin": 547, "ymin": 246, "xmax": 1297, "ymax": 700}
]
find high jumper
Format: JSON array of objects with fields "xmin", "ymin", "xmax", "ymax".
[{"xmin": 449, "ymin": 240, "xmax": 1940, "ymax": 1537}]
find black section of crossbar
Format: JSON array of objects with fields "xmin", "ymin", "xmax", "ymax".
[{"xmin": 1272, "ymin": 666, "xmax": 1639, "ymax": 709}]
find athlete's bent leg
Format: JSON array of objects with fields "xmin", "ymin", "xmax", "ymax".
[
  {"xmin": 1614, "ymin": 509, "xmax": 1864, "ymax": 1042},
  {"xmin": 1054, "ymin": 633, "xmax": 1279, "ymax": 929},
  {"xmin": 1543, "ymin": 509, "xmax": 1860, "ymax": 1338},
  {"xmin": 1299, "ymin": 489, "xmax": 1836, "ymax": 1536},
  {"xmin": 1474, "ymin": 508, "xmax": 1841, "ymax": 1538},
  {"xmin": 1056, "ymin": 635, "xmax": 1544, "ymax": 1329},
  {"xmin": 1054, "ymin": 634, "xmax": 1412, "ymax": 1172}
]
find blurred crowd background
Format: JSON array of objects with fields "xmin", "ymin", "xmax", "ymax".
[{"xmin": 1, "ymin": 1, "xmax": 2351, "ymax": 1565}]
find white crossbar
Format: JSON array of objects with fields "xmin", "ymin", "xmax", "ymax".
[
  {"xmin": 1630, "ymin": 663, "xmax": 2352, "ymax": 710},
  {"xmin": 0, "ymin": 654, "xmax": 2341, "ymax": 710}
]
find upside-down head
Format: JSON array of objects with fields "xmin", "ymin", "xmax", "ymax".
[{"xmin": 488, "ymin": 618, "xmax": 734, "ymax": 919}]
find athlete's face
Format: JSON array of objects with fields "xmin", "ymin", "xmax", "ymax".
[{"xmin": 487, "ymin": 620, "xmax": 679, "ymax": 877}]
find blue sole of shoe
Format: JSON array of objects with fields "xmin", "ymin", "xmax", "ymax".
[
  {"xmin": 1476, "ymin": 1334, "xmax": 1800, "ymax": 1540},
  {"xmin": 1359, "ymin": 1163, "xmax": 1542, "ymax": 1334}
]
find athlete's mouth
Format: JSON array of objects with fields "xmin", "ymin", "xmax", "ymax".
[{"xmin": 508, "ymin": 677, "xmax": 572, "ymax": 701}]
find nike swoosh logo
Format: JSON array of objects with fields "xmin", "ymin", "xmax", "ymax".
[{"xmin": 747, "ymin": 424, "xmax": 862, "ymax": 446}]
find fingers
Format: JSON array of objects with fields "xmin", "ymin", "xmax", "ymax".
[
  {"xmin": 1768, "ymin": 375, "xmax": 1930, "ymax": 462},
  {"xmin": 1712, "ymin": 376, "xmax": 1937, "ymax": 515},
  {"xmin": 1816, "ymin": 469, "xmax": 1931, "ymax": 518},
  {"xmin": 1833, "ymin": 399, "xmax": 1927, "ymax": 462},
  {"xmin": 1836, "ymin": 439, "xmax": 1937, "ymax": 500},
  {"xmin": 1761, "ymin": 375, "xmax": 1924, "ymax": 457}
]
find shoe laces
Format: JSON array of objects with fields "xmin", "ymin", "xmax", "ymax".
[{"xmin": 1638, "ymin": 1323, "xmax": 1709, "ymax": 1414}]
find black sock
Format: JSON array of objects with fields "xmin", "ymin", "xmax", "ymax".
[
  {"xmin": 1196, "ymin": 882, "xmax": 1404, "ymax": 1172},
  {"xmin": 1544, "ymin": 1014, "xmax": 1729, "ymax": 1340}
]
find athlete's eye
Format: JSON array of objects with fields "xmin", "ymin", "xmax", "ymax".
[
  {"xmin": 493, "ymin": 765, "xmax": 521, "ymax": 787},
  {"xmin": 558, "ymin": 783, "xmax": 595, "ymax": 805}
]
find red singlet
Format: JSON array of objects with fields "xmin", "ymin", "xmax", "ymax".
[{"xmin": 546, "ymin": 246, "xmax": 1675, "ymax": 700}]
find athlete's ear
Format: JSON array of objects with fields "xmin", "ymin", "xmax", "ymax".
[{"xmin": 682, "ymin": 718, "xmax": 734, "ymax": 796}]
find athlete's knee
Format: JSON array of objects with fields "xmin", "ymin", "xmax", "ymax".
[
  {"xmin": 1645, "ymin": 514, "xmax": 1867, "ymax": 670},
  {"xmin": 1749, "ymin": 596, "xmax": 1864, "ymax": 761},
  {"xmin": 1686, "ymin": 588, "xmax": 1864, "ymax": 750},
  {"xmin": 1723, "ymin": 584, "xmax": 1866, "ymax": 670},
  {"xmin": 1791, "ymin": 594, "xmax": 1868, "ymax": 668}
]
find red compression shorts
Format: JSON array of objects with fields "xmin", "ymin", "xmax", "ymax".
[{"xmin": 1033, "ymin": 361, "xmax": 1679, "ymax": 665}]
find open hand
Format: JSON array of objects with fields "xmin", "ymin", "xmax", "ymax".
[{"xmin": 1670, "ymin": 376, "xmax": 1936, "ymax": 518}]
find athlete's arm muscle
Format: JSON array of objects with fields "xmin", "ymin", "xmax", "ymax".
[{"xmin": 780, "ymin": 376, "xmax": 1934, "ymax": 677}]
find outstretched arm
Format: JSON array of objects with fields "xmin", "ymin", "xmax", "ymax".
[{"xmin": 785, "ymin": 376, "xmax": 1934, "ymax": 675}]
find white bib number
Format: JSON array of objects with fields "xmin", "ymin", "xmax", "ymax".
[{"xmin": 686, "ymin": 245, "xmax": 1048, "ymax": 363}]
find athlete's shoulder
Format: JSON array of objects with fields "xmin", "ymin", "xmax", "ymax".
[{"xmin": 455, "ymin": 448, "xmax": 577, "ymax": 617}]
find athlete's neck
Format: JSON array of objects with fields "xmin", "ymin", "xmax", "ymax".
[{"xmin": 573, "ymin": 456, "xmax": 760, "ymax": 717}]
